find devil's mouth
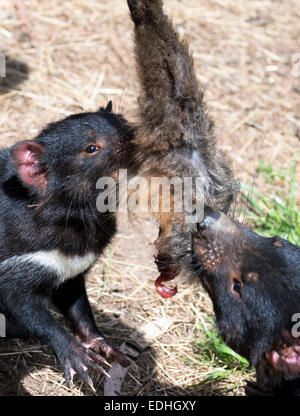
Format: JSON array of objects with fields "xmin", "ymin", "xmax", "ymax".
[
  {"xmin": 154, "ymin": 255, "xmax": 180, "ymax": 299},
  {"xmin": 266, "ymin": 340, "xmax": 300, "ymax": 375},
  {"xmin": 155, "ymin": 273, "xmax": 178, "ymax": 298}
]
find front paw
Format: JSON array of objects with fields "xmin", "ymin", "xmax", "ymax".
[
  {"xmin": 58, "ymin": 339, "xmax": 111, "ymax": 391},
  {"xmin": 83, "ymin": 336, "xmax": 130, "ymax": 368}
]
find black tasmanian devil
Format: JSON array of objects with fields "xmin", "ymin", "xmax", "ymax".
[
  {"xmin": 0, "ymin": 103, "xmax": 132, "ymax": 390},
  {"xmin": 127, "ymin": 0, "xmax": 300, "ymax": 396},
  {"xmin": 193, "ymin": 209, "xmax": 300, "ymax": 396}
]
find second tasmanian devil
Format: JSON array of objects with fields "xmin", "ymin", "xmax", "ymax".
[{"xmin": 193, "ymin": 209, "xmax": 300, "ymax": 395}]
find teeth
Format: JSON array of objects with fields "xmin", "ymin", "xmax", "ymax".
[{"xmin": 163, "ymin": 275, "xmax": 180, "ymax": 289}]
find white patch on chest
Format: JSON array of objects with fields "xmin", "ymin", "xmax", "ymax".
[{"xmin": 1, "ymin": 250, "xmax": 98, "ymax": 285}]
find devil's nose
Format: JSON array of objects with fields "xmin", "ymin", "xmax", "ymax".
[{"xmin": 198, "ymin": 208, "xmax": 221, "ymax": 230}]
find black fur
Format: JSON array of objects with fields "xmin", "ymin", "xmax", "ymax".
[
  {"xmin": 0, "ymin": 106, "xmax": 133, "ymax": 389},
  {"xmin": 193, "ymin": 209, "xmax": 300, "ymax": 395}
]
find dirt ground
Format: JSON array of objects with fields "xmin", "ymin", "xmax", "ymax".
[{"xmin": 0, "ymin": 0, "xmax": 299, "ymax": 396}]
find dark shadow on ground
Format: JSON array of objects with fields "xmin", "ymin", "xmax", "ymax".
[
  {"xmin": 0, "ymin": 57, "xmax": 29, "ymax": 94},
  {"xmin": 0, "ymin": 302, "xmax": 235, "ymax": 397}
]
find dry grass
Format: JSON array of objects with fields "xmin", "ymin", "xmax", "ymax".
[{"xmin": 0, "ymin": 0, "xmax": 299, "ymax": 396}]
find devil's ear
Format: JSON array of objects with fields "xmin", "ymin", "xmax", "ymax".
[
  {"xmin": 105, "ymin": 100, "xmax": 113, "ymax": 112},
  {"xmin": 98, "ymin": 101, "xmax": 113, "ymax": 113},
  {"xmin": 11, "ymin": 141, "xmax": 47, "ymax": 189}
]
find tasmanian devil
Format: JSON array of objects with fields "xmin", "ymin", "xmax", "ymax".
[
  {"xmin": 127, "ymin": 0, "xmax": 237, "ymax": 295},
  {"xmin": 193, "ymin": 209, "xmax": 300, "ymax": 396},
  {"xmin": 127, "ymin": 0, "xmax": 300, "ymax": 396},
  {"xmin": 0, "ymin": 103, "xmax": 132, "ymax": 390}
]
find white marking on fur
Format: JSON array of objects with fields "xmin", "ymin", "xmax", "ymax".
[
  {"xmin": 189, "ymin": 150, "xmax": 212, "ymax": 194},
  {"xmin": 1, "ymin": 250, "xmax": 97, "ymax": 285},
  {"xmin": 191, "ymin": 150, "xmax": 202, "ymax": 170}
]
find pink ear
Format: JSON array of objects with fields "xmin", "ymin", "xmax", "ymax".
[{"xmin": 11, "ymin": 141, "xmax": 47, "ymax": 189}]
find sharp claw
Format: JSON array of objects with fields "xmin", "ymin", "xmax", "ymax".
[
  {"xmin": 89, "ymin": 360, "xmax": 111, "ymax": 378},
  {"xmin": 65, "ymin": 368, "xmax": 76, "ymax": 390},
  {"xmin": 87, "ymin": 379, "xmax": 96, "ymax": 393},
  {"xmin": 66, "ymin": 378, "xmax": 73, "ymax": 390},
  {"xmin": 102, "ymin": 369, "xmax": 111, "ymax": 378},
  {"xmin": 83, "ymin": 374, "xmax": 95, "ymax": 392},
  {"xmin": 89, "ymin": 350, "xmax": 111, "ymax": 368},
  {"xmin": 100, "ymin": 357, "xmax": 111, "ymax": 368}
]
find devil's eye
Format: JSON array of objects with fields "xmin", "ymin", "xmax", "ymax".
[
  {"xmin": 233, "ymin": 279, "xmax": 242, "ymax": 295},
  {"xmin": 85, "ymin": 144, "xmax": 100, "ymax": 154}
]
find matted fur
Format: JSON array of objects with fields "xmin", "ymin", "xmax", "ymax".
[{"xmin": 127, "ymin": 0, "xmax": 237, "ymax": 273}]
